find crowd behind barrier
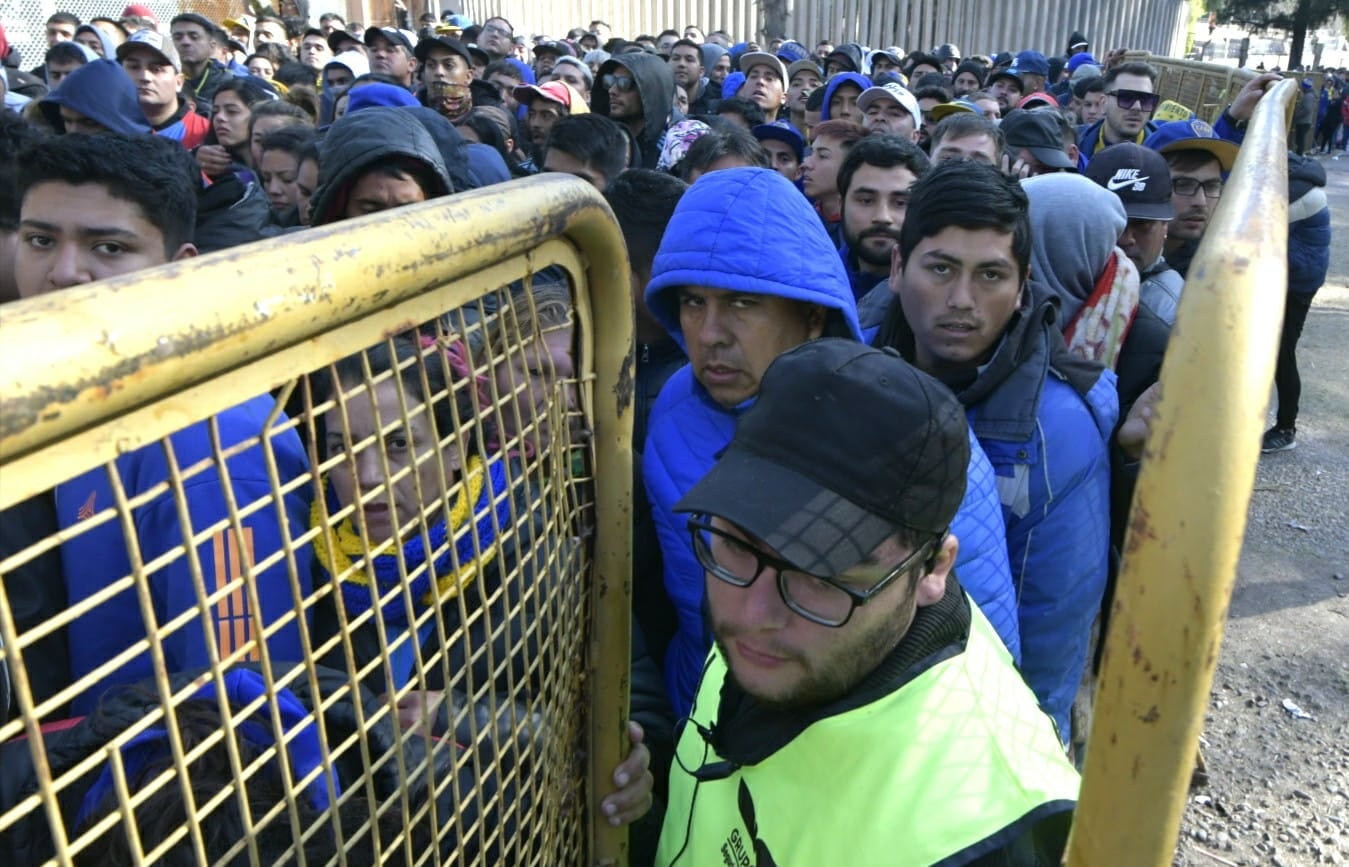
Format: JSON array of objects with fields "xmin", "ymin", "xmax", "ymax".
[{"xmin": 0, "ymin": 7, "xmax": 1325, "ymax": 866}]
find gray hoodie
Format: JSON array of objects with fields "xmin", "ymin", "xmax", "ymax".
[
  {"xmin": 591, "ymin": 53, "xmax": 676, "ymax": 170},
  {"xmin": 1023, "ymin": 173, "xmax": 1126, "ymax": 325}
]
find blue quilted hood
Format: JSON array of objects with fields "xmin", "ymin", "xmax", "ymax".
[
  {"xmin": 820, "ymin": 72, "xmax": 871, "ymax": 121},
  {"xmin": 645, "ymin": 167, "xmax": 862, "ymax": 350}
]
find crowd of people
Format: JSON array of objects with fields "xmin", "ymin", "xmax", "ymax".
[{"xmin": 0, "ymin": 5, "xmax": 1336, "ymax": 865}]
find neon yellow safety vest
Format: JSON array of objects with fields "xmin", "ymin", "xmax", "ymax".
[{"xmin": 656, "ymin": 604, "xmax": 1081, "ymax": 867}]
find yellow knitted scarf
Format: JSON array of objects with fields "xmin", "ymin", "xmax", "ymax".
[{"xmin": 310, "ymin": 455, "xmax": 497, "ymax": 608}]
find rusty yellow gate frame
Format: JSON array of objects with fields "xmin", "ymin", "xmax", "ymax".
[
  {"xmin": 0, "ymin": 175, "xmax": 634, "ymax": 865},
  {"xmin": 1067, "ymin": 78, "xmax": 1298, "ymax": 864}
]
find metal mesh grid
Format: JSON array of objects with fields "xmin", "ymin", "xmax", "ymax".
[{"xmin": 0, "ymin": 268, "xmax": 601, "ymax": 865}]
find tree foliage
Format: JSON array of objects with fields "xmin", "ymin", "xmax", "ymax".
[{"xmin": 1218, "ymin": 0, "xmax": 1349, "ymax": 66}]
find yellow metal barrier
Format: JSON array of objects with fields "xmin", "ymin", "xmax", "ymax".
[
  {"xmin": 0, "ymin": 174, "xmax": 634, "ymax": 866},
  {"xmin": 1125, "ymin": 51, "xmax": 1258, "ymax": 123},
  {"xmin": 1067, "ymin": 78, "xmax": 1297, "ymax": 865}
]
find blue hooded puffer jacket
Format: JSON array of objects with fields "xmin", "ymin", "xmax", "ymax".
[
  {"xmin": 56, "ymin": 395, "xmax": 314, "ymax": 716},
  {"xmin": 819, "ymin": 71, "xmax": 871, "ymax": 122},
  {"xmin": 38, "ymin": 58, "xmax": 151, "ymax": 135},
  {"xmin": 642, "ymin": 168, "xmax": 1020, "ymax": 715}
]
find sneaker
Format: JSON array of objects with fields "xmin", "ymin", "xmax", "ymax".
[{"xmin": 1261, "ymin": 427, "xmax": 1297, "ymax": 453}]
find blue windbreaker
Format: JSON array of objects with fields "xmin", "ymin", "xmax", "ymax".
[
  {"xmin": 642, "ymin": 168, "xmax": 1019, "ymax": 716},
  {"xmin": 56, "ymin": 396, "xmax": 314, "ymax": 716}
]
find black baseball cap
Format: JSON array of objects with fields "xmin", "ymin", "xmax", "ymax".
[
  {"xmin": 1085, "ymin": 143, "xmax": 1175, "ymax": 221},
  {"xmin": 328, "ymin": 29, "xmax": 362, "ymax": 53},
  {"xmin": 675, "ymin": 339, "xmax": 969, "ymax": 576},
  {"xmin": 415, "ymin": 34, "xmax": 472, "ymax": 65},
  {"xmin": 1001, "ymin": 109, "xmax": 1076, "ymax": 169},
  {"xmin": 364, "ymin": 26, "xmax": 415, "ymax": 52}
]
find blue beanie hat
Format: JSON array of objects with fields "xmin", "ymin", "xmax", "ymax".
[
  {"xmin": 775, "ymin": 40, "xmax": 809, "ymax": 64},
  {"xmin": 722, "ymin": 71, "xmax": 747, "ymax": 100},
  {"xmin": 507, "ymin": 57, "xmax": 535, "ymax": 85},
  {"xmin": 346, "ymin": 82, "xmax": 420, "ymax": 113}
]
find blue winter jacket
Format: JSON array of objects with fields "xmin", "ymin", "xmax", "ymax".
[
  {"xmin": 874, "ymin": 288, "xmax": 1118, "ymax": 740},
  {"xmin": 642, "ymin": 168, "xmax": 1019, "ymax": 715},
  {"xmin": 1288, "ymin": 153, "xmax": 1331, "ymax": 296},
  {"xmin": 56, "ymin": 396, "xmax": 314, "ymax": 716}
]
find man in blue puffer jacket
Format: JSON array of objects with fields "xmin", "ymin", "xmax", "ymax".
[
  {"xmin": 874, "ymin": 160, "xmax": 1118, "ymax": 744},
  {"xmin": 643, "ymin": 167, "xmax": 1020, "ymax": 717}
]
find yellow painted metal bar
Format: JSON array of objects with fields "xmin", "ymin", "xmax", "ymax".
[
  {"xmin": 0, "ymin": 174, "xmax": 635, "ymax": 865},
  {"xmin": 1066, "ymin": 77, "xmax": 1297, "ymax": 865}
]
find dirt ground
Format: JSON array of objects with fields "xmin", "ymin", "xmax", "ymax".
[{"xmin": 1170, "ymin": 153, "xmax": 1349, "ymax": 866}]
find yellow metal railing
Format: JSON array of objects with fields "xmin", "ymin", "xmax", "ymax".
[
  {"xmin": 1067, "ymin": 78, "xmax": 1297, "ymax": 865},
  {"xmin": 0, "ymin": 174, "xmax": 634, "ymax": 866}
]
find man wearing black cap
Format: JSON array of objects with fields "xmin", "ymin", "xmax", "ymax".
[
  {"xmin": 1001, "ymin": 108, "xmax": 1076, "ymax": 176},
  {"xmin": 532, "ymin": 39, "xmax": 570, "ymax": 80},
  {"xmin": 656, "ymin": 339, "xmax": 1078, "ymax": 865},
  {"xmin": 327, "ymin": 27, "xmax": 363, "ymax": 57},
  {"xmin": 1085, "ymin": 142, "xmax": 1182, "ymax": 326},
  {"xmin": 986, "ymin": 65, "xmax": 1023, "ymax": 114},
  {"xmin": 415, "ymin": 35, "xmax": 474, "ymax": 121},
  {"xmin": 365, "ymin": 26, "xmax": 418, "ymax": 88},
  {"xmin": 170, "ymin": 13, "xmax": 232, "ymax": 113}
]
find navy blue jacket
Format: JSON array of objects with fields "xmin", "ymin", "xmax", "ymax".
[{"xmin": 37, "ymin": 58, "xmax": 151, "ymax": 135}]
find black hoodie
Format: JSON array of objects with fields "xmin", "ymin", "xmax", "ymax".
[
  {"xmin": 592, "ymin": 53, "xmax": 676, "ymax": 170},
  {"xmin": 309, "ymin": 106, "xmax": 454, "ymax": 226}
]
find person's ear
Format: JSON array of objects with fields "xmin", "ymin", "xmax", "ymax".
[
  {"xmin": 171, "ymin": 243, "xmax": 199, "ymax": 261},
  {"xmin": 888, "ymin": 244, "xmax": 904, "ymax": 294},
  {"xmin": 805, "ymin": 303, "xmax": 827, "ymax": 339},
  {"xmin": 915, "ymin": 534, "xmax": 959, "ymax": 608}
]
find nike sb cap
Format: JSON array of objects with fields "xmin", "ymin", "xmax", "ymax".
[
  {"xmin": 1085, "ymin": 142, "xmax": 1175, "ymax": 221},
  {"xmin": 674, "ymin": 339, "xmax": 969, "ymax": 576}
]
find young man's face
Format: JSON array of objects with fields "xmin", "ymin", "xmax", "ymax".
[
  {"xmin": 75, "ymin": 30, "xmax": 107, "ymax": 57},
  {"xmin": 843, "ymin": 163, "xmax": 920, "ymax": 275},
  {"xmin": 344, "ymin": 169, "xmax": 428, "ymax": 218},
  {"xmin": 1104, "ymin": 72, "xmax": 1156, "ymax": 139},
  {"xmin": 1079, "ymin": 90, "xmax": 1107, "ymax": 124},
  {"xmin": 46, "ymin": 19, "xmax": 76, "ymax": 46},
  {"xmin": 704, "ymin": 516, "xmax": 949, "ymax": 709},
  {"xmin": 368, "ymin": 35, "xmax": 414, "ymax": 83},
  {"xmin": 255, "ymin": 22, "xmax": 288, "ymax": 46},
  {"xmin": 605, "ymin": 65, "xmax": 643, "ymax": 122},
  {"xmin": 931, "ymin": 132, "xmax": 1000, "ymax": 166},
  {"xmin": 46, "ymin": 58, "xmax": 85, "ymax": 89},
  {"xmin": 668, "ymin": 44, "xmax": 703, "ymax": 88},
  {"xmin": 121, "ymin": 50, "xmax": 184, "ymax": 114},
  {"xmin": 550, "ymin": 64, "xmax": 590, "ymax": 100},
  {"xmin": 895, "ymin": 225, "xmax": 1024, "ymax": 377},
  {"xmin": 745, "ymin": 64, "xmax": 786, "ymax": 117},
  {"xmin": 1119, "ymin": 218, "xmax": 1168, "ymax": 273},
  {"xmin": 711, "ymin": 54, "xmax": 731, "ymax": 84},
  {"xmin": 800, "ymin": 133, "xmax": 846, "ymax": 200},
  {"xmin": 871, "ymin": 56, "xmax": 899, "ymax": 75},
  {"xmin": 16, "ymin": 182, "xmax": 195, "ymax": 297},
  {"xmin": 526, "ymin": 96, "xmax": 566, "ymax": 148},
  {"xmin": 487, "ymin": 70, "xmax": 523, "ymax": 111},
  {"xmin": 300, "ymin": 34, "xmax": 332, "ymax": 70},
  {"xmin": 989, "ymin": 77, "xmax": 1022, "ymax": 112},
  {"xmin": 952, "ymin": 70, "xmax": 981, "ymax": 96},
  {"xmin": 677, "ymin": 286, "xmax": 825, "ymax": 408},
  {"xmin": 788, "ymin": 70, "xmax": 821, "ymax": 112},
  {"xmin": 478, "ymin": 18, "xmax": 513, "ymax": 57},
  {"xmin": 760, "ymin": 139, "xmax": 801, "ymax": 181},
  {"xmin": 862, "ymin": 97, "xmax": 915, "ymax": 139},
  {"xmin": 1167, "ymin": 155, "xmax": 1223, "ymax": 243},
  {"xmin": 543, "ymin": 149, "xmax": 608, "ymax": 191},
  {"xmin": 171, "ymin": 22, "xmax": 213, "ymax": 66},
  {"xmin": 828, "ymin": 83, "xmax": 862, "ymax": 123}
]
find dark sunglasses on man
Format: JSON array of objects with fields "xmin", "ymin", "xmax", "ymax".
[
  {"xmin": 1107, "ymin": 88, "xmax": 1159, "ymax": 112},
  {"xmin": 603, "ymin": 73, "xmax": 637, "ymax": 93}
]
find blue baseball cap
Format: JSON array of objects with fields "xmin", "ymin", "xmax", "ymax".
[
  {"xmin": 1143, "ymin": 118, "xmax": 1239, "ymax": 172},
  {"xmin": 1012, "ymin": 50, "xmax": 1049, "ymax": 77},
  {"xmin": 752, "ymin": 121, "xmax": 806, "ymax": 161},
  {"xmin": 1066, "ymin": 52, "xmax": 1099, "ymax": 73}
]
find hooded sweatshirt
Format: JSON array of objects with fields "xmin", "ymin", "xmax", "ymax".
[
  {"xmin": 592, "ymin": 53, "xmax": 675, "ymax": 170},
  {"xmin": 310, "ymin": 106, "xmax": 454, "ymax": 226},
  {"xmin": 642, "ymin": 168, "xmax": 1019, "ymax": 715},
  {"xmin": 38, "ymin": 58, "xmax": 151, "ymax": 135},
  {"xmin": 698, "ymin": 43, "xmax": 727, "ymax": 100},
  {"xmin": 405, "ymin": 106, "xmax": 512, "ymax": 190},
  {"xmin": 818, "ymin": 71, "xmax": 871, "ymax": 122}
]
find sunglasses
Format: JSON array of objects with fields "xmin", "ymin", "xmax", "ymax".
[
  {"xmin": 603, "ymin": 73, "xmax": 637, "ymax": 93},
  {"xmin": 1107, "ymin": 89, "xmax": 1159, "ymax": 112}
]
